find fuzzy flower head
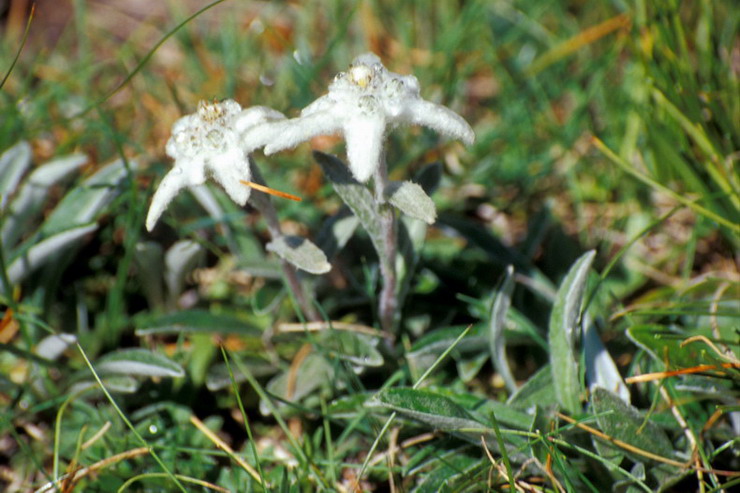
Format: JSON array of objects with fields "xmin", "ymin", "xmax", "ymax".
[
  {"xmin": 146, "ymin": 100, "xmax": 284, "ymax": 231},
  {"xmin": 248, "ymin": 53, "xmax": 475, "ymax": 183}
]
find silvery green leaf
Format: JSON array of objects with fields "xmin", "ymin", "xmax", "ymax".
[
  {"xmin": 0, "ymin": 141, "xmax": 32, "ymax": 209},
  {"xmin": 134, "ymin": 241, "xmax": 164, "ymax": 309},
  {"xmin": 135, "ymin": 309, "xmax": 262, "ymax": 337},
  {"xmin": 260, "ymin": 353, "xmax": 334, "ymax": 415},
  {"xmin": 266, "ymin": 235, "xmax": 331, "ymax": 274},
  {"xmin": 584, "ymin": 317, "xmax": 629, "ymax": 404},
  {"xmin": 591, "ymin": 387, "xmax": 674, "ymax": 463},
  {"xmin": 69, "ymin": 375, "xmax": 140, "ymax": 395},
  {"xmin": 41, "ymin": 157, "xmax": 136, "ymax": 233},
  {"xmin": 548, "ymin": 250, "xmax": 595, "ymax": 414},
  {"xmin": 315, "ymin": 208, "xmax": 359, "ymax": 260},
  {"xmin": 96, "ymin": 348, "xmax": 184, "ymax": 378},
  {"xmin": 2, "ymin": 153, "xmax": 87, "ymax": 247},
  {"xmin": 366, "ymin": 388, "xmax": 484, "ymax": 432},
  {"xmin": 164, "ymin": 239, "xmax": 204, "ymax": 302},
  {"xmin": 385, "ymin": 180, "xmax": 436, "ymax": 224},
  {"xmin": 35, "ymin": 333, "xmax": 77, "ymax": 361},
  {"xmin": 555, "ymin": 250, "xmax": 595, "ymax": 346},
  {"xmin": 6, "ymin": 224, "xmax": 98, "ymax": 287},
  {"xmin": 314, "ymin": 151, "xmax": 384, "ymax": 256},
  {"xmin": 489, "ymin": 265, "xmax": 517, "ymax": 392}
]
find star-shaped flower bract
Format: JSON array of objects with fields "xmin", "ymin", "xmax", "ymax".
[
  {"xmin": 145, "ymin": 100, "xmax": 284, "ymax": 231},
  {"xmin": 244, "ymin": 53, "xmax": 475, "ymax": 183}
]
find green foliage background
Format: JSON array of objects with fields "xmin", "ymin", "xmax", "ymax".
[{"xmin": 1, "ymin": 0, "xmax": 737, "ymax": 491}]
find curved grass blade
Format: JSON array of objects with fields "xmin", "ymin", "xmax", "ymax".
[
  {"xmin": 76, "ymin": 0, "xmax": 230, "ymax": 118},
  {"xmin": 0, "ymin": 4, "xmax": 35, "ymax": 90}
]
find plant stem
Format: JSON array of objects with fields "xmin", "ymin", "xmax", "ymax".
[
  {"xmin": 249, "ymin": 161, "xmax": 320, "ymax": 322},
  {"xmin": 373, "ymin": 154, "xmax": 398, "ymax": 334}
]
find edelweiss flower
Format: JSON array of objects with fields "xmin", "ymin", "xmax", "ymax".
[
  {"xmin": 244, "ymin": 53, "xmax": 475, "ymax": 183},
  {"xmin": 145, "ymin": 100, "xmax": 284, "ymax": 231}
]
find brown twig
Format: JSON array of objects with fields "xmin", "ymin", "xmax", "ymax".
[{"xmin": 625, "ymin": 363, "xmax": 740, "ymax": 384}]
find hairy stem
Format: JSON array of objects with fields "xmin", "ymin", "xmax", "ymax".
[
  {"xmin": 249, "ymin": 161, "xmax": 319, "ymax": 322},
  {"xmin": 374, "ymin": 155, "xmax": 398, "ymax": 334}
]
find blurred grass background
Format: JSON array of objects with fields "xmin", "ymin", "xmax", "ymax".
[{"xmin": 1, "ymin": 0, "xmax": 738, "ymax": 491}]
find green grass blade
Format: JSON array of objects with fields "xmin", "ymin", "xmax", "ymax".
[{"xmin": 0, "ymin": 4, "xmax": 34, "ymax": 90}]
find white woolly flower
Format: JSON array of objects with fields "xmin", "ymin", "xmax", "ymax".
[
  {"xmin": 145, "ymin": 100, "xmax": 285, "ymax": 231},
  {"xmin": 244, "ymin": 53, "xmax": 475, "ymax": 183}
]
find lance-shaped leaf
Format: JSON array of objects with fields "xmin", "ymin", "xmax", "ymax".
[
  {"xmin": 489, "ymin": 265, "xmax": 517, "ymax": 393},
  {"xmin": 40, "ymin": 158, "xmax": 136, "ymax": 233},
  {"xmin": 266, "ymin": 235, "xmax": 331, "ymax": 274},
  {"xmin": 70, "ymin": 375, "xmax": 140, "ymax": 395},
  {"xmin": 2, "ymin": 152, "xmax": 87, "ymax": 247},
  {"xmin": 314, "ymin": 151, "xmax": 384, "ymax": 256},
  {"xmin": 6, "ymin": 223, "xmax": 98, "ymax": 287},
  {"xmin": 590, "ymin": 388, "xmax": 674, "ymax": 463},
  {"xmin": 385, "ymin": 180, "xmax": 436, "ymax": 224},
  {"xmin": 96, "ymin": 348, "xmax": 184, "ymax": 378},
  {"xmin": 0, "ymin": 141, "xmax": 32, "ymax": 209},
  {"xmin": 548, "ymin": 250, "xmax": 595, "ymax": 414},
  {"xmin": 366, "ymin": 387, "xmax": 485, "ymax": 432},
  {"xmin": 135, "ymin": 309, "xmax": 263, "ymax": 337}
]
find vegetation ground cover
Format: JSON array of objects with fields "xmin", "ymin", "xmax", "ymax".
[{"xmin": 1, "ymin": 0, "xmax": 738, "ymax": 491}]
